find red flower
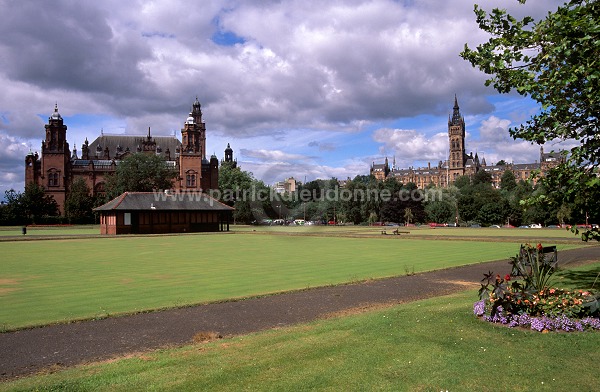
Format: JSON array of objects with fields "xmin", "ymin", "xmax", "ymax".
[
  {"xmin": 536, "ymin": 243, "xmax": 543, "ymax": 251},
  {"xmin": 504, "ymin": 274, "xmax": 511, "ymax": 281}
]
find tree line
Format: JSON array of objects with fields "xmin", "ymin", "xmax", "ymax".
[
  {"xmin": 1, "ymin": 153, "xmax": 597, "ymax": 227},
  {"xmin": 218, "ymin": 161, "xmax": 599, "ymax": 227}
]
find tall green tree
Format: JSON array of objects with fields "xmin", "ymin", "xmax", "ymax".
[
  {"xmin": 500, "ymin": 170, "xmax": 517, "ymax": 192},
  {"xmin": 461, "ymin": 0, "xmax": 600, "ymax": 238},
  {"xmin": 218, "ymin": 162, "xmax": 258, "ymax": 224},
  {"xmin": 104, "ymin": 153, "xmax": 176, "ymax": 200},
  {"xmin": 21, "ymin": 183, "xmax": 59, "ymax": 223},
  {"xmin": 424, "ymin": 200, "xmax": 454, "ymax": 224},
  {"xmin": 1, "ymin": 189, "xmax": 25, "ymax": 225},
  {"xmin": 64, "ymin": 178, "xmax": 95, "ymax": 223}
]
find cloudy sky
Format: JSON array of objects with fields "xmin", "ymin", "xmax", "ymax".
[{"xmin": 0, "ymin": 0, "xmax": 569, "ymax": 197}]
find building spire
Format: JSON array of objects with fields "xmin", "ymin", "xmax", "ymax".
[{"xmin": 450, "ymin": 95, "xmax": 463, "ymax": 125}]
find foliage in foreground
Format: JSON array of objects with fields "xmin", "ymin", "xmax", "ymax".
[
  {"xmin": 461, "ymin": 0, "xmax": 600, "ymax": 240},
  {"xmin": 476, "ymin": 243, "xmax": 600, "ymax": 331}
]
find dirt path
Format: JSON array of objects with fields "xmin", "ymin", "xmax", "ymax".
[{"xmin": 1, "ymin": 246, "xmax": 598, "ymax": 380}]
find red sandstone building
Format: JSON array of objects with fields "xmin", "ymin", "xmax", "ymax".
[{"xmin": 25, "ymin": 98, "xmax": 234, "ymax": 214}]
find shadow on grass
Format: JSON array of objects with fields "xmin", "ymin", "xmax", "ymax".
[{"xmin": 556, "ymin": 265, "xmax": 600, "ymax": 290}]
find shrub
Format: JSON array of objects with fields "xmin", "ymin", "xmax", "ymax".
[{"xmin": 476, "ymin": 243, "xmax": 600, "ymax": 332}]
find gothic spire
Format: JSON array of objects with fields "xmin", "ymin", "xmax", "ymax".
[{"xmin": 450, "ymin": 95, "xmax": 463, "ymax": 126}]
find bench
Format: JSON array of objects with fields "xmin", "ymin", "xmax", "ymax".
[
  {"xmin": 511, "ymin": 245, "xmax": 558, "ymax": 277},
  {"xmin": 382, "ymin": 229, "xmax": 410, "ymax": 235}
]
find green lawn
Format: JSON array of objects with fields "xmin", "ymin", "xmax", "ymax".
[
  {"xmin": 0, "ymin": 225, "xmax": 99, "ymax": 237},
  {"xmin": 0, "ymin": 233, "xmax": 571, "ymax": 330},
  {"xmin": 3, "ymin": 277, "xmax": 599, "ymax": 391},
  {"xmin": 236, "ymin": 224, "xmax": 584, "ymax": 241}
]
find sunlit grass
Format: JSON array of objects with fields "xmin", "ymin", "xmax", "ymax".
[
  {"xmin": 233, "ymin": 224, "xmax": 583, "ymax": 241},
  {"xmin": 3, "ymin": 276, "xmax": 599, "ymax": 391},
  {"xmin": 0, "ymin": 225, "xmax": 99, "ymax": 236},
  {"xmin": 0, "ymin": 233, "xmax": 569, "ymax": 330}
]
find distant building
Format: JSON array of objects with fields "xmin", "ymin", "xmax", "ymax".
[
  {"xmin": 370, "ymin": 96, "xmax": 564, "ymax": 188},
  {"xmin": 25, "ymin": 98, "xmax": 236, "ymax": 213},
  {"xmin": 274, "ymin": 177, "xmax": 297, "ymax": 194}
]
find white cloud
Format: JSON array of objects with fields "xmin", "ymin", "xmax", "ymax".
[
  {"xmin": 241, "ymin": 149, "xmax": 309, "ymax": 162},
  {"xmin": 0, "ymin": 0, "xmax": 569, "ymax": 196},
  {"xmin": 372, "ymin": 128, "xmax": 448, "ymax": 167}
]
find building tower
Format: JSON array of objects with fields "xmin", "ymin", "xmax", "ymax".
[
  {"xmin": 223, "ymin": 143, "xmax": 237, "ymax": 168},
  {"xmin": 448, "ymin": 95, "xmax": 466, "ymax": 182},
  {"xmin": 191, "ymin": 97, "xmax": 206, "ymax": 159},
  {"xmin": 35, "ymin": 104, "xmax": 71, "ymax": 213},
  {"xmin": 179, "ymin": 105, "xmax": 203, "ymax": 190}
]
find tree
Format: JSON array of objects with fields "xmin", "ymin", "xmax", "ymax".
[
  {"xmin": 104, "ymin": 153, "xmax": 177, "ymax": 200},
  {"xmin": 556, "ymin": 204, "xmax": 572, "ymax": 226},
  {"xmin": 500, "ymin": 169, "xmax": 517, "ymax": 192},
  {"xmin": 1, "ymin": 189, "xmax": 25, "ymax": 225},
  {"xmin": 461, "ymin": 0, "xmax": 600, "ymax": 239},
  {"xmin": 477, "ymin": 200, "xmax": 509, "ymax": 226},
  {"xmin": 458, "ymin": 178, "xmax": 507, "ymax": 225},
  {"xmin": 218, "ymin": 162, "xmax": 261, "ymax": 224},
  {"xmin": 472, "ymin": 170, "xmax": 492, "ymax": 186},
  {"xmin": 21, "ymin": 183, "xmax": 59, "ymax": 223},
  {"xmin": 425, "ymin": 200, "xmax": 454, "ymax": 224},
  {"xmin": 496, "ymin": 160, "xmax": 507, "ymax": 166},
  {"xmin": 404, "ymin": 208, "xmax": 413, "ymax": 226},
  {"xmin": 454, "ymin": 175, "xmax": 471, "ymax": 190},
  {"xmin": 64, "ymin": 178, "xmax": 95, "ymax": 223}
]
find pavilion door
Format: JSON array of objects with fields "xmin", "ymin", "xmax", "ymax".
[{"xmin": 131, "ymin": 212, "xmax": 139, "ymax": 234}]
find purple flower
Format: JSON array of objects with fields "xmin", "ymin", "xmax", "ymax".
[{"xmin": 473, "ymin": 300, "xmax": 486, "ymax": 316}]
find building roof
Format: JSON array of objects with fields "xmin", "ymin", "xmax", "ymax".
[
  {"xmin": 512, "ymin": 163, "xmax": 540, "ymax": 170},
  {"xmin": 88, "ymin": 135, "xmax": 182, "ymax": 157},
  {"xmin": 94, "ymin": 192, "xmax": 234, "ymax": 212},
  {"xmin": 71, "ymin": 159, "xmax": 177, "ymax": 168}
]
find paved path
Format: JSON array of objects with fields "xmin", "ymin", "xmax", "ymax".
[{"xmin": 1, "ymin": 246, "xmax": 598, "ymax": 380}]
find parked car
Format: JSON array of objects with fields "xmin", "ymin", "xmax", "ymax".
[
  {"xmin": 470, "ymin": 224, "xmax": 481, "ymax": 228},
  {"xmin": 530, "ymin": 223, "xmax": 542, "ymax": 229},
  {"xmin": 429, "ymin": 223, "xmax": 447, "ymax": 227},
  {"xmin": 519, "ymin": 225, "xmax": 530, "ymax": 228},
  {"xmin": 502, "ymin": 224, "xmax": 515, "ymax": 228},
  {"xmin": 490, "ymin": 225, "xmax": 501, "ymax": 228}
]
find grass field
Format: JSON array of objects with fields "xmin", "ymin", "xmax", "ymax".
[
  {"xmin": 1, "ymin": 226, "xmax": 598, "ymax": 391},
  {"xmin": 0, "ymin": 224, "xmax": 585, "ymax": 241},
  {"xmin": 2, "ymin": 273, "xmax": 599, "ymax": 391},
  {"xmin": 235, "ymin": 224, "xmax": 585, "ymax": 241},
  {"xmin": 0, "ymin": 230, "xmax": 580, "ymax": 331},
  {"xmin": 0, "ymin": 225, "xmax": 99, "ymax": 237}
]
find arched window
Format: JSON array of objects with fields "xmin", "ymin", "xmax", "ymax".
[
  {"xmin": 186, "ymin": 171, "xmax": 197, "ymax": 187},
  {"xmin": 48, "ymin": 170, "xmax": 60, "ymax": 187},
  {"xmin": 94, "ymin": 182, "xmax": 105, "ymax": 196}
]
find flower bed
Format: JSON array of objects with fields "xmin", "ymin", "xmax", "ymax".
[{"xmin": 475, "ymin": 243, "xmax": 600, "ymax": 332}]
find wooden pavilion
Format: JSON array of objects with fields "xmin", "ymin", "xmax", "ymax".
[{"xmin": 94, "ymin": 191, "xmax": 234, "ymax": 235}]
